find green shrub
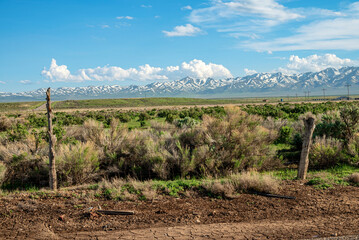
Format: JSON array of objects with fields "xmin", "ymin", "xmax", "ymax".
[
  {"xmin": 7, "ymin": 123, "xmax": 29, "ymax": 142},
  {"xmin": 174, "ymin": 117, "xmax": 198, "ymax": 128},
  {"xmin": 275, "ymin": 126, "xmax": 293, "ymax": 144},
  {"xmin": 138, "ymin": 112, "xmax": 150, "ymax": 122},
  {"xmin": 165, "ymin": 114, "xmax": 175, "ymax": 123},
  {"xmin": 314, "ymin": 113, "xmax": 344, "ymax": 140}
]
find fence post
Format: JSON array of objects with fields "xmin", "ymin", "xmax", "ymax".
[
  {"xmin": 297, "ymin": 115, "xmax": 316, "ymax": 180},
  {"xmin": 46, "ymin": 88, "xmax": 57, "ymax": 190}
]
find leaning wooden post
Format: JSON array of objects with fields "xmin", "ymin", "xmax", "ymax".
[
  {"xmin": 297, "ymin": 115, "xmax": 316, "ymax": 180},
  {"xmin": 46, "ymin": 88, "xmax": 57, "ymax": 190}
]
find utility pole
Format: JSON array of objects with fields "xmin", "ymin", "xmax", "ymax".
[
  {"xmin": 304, "ymin": 91, "xmax": 307, "ymax": 101},
  {"xmin": 345, "ymin": 84, "xmax": 351, "ymax": 100},
  {"xmin": 322, "ymin": 88, "xmax": 326, "ymax": 100}
]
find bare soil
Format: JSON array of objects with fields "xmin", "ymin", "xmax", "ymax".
[{"xmin": 0, "ymin": 181, "xmax": 358, "ymax": 239}]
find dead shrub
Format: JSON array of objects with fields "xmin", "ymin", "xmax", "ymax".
[
  {"xmin": 229, "ymin": 171, "xmax": 280, "ymax": 194},
  {"xmin": 65, "ymin": 119, "xmax": 105, "ymax": 146},
  {"xmin": 1, "ymin": 152, "xmax": 48, "ymax": 189},
  {"xmin": 201, "ymin": 180, "xmax": 235, "ymax": 198},
  {"xmin": 0, "ymin": 116, "xmax": 12, "ymax": 132},
  {"xmin": 262, "ymin": 117, "xmax": 288, "ymax": 141},
  {"xmin": 0, "ymin": 162, "xmax": 6, "ymax": 184},
  {"xmin": 0, "ymin": 140, "xmax": 48, "ymax": 188},
  {"xmin": 347, "ymin": 173, "xmax": 359, "ymax": 184}
]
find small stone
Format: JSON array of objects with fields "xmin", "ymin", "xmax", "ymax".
[{"xmin": 58, "ymin": 214, "xmax": 65, "ymax": 221}]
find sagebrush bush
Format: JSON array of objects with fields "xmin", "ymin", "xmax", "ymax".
[
  {"xmin": 310, "ymin": 136, "xmax": 344, "ymax": 169},
  {"xmin": 57, "ymin": 141, "xmax": 100, "ymax": 186},
  {"xmin": 194, "ymin": 107, "xmax": 276, "ymax": 175},
  {"xmin": 340, "ymin": 106, "xmax": 359, "ymax": 145},
  {"xmin": 112, "ymin": 129, "xmax": 175, "ymax": 179}
]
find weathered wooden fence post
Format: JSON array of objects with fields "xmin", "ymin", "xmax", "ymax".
[
  {"xmin": 46, "ymin": 88, "xmax": 57, "ymax": 190},
  {"xmin": 297, "ymin": 115, "xmax": 316, "ymax": 180}
]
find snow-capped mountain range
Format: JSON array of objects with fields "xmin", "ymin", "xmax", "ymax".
[{"xmin": 1, "ymin": 67, "xmax": 359, "ymax": 101}]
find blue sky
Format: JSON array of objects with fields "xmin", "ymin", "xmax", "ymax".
[{"xmin": 1, "ymin": 0, "xmax": 359, "ymax": 92}]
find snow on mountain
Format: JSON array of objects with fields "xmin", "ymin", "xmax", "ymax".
[{"xmin": 1, "ymin": 67, "xmax": 359, "ymax": 101}]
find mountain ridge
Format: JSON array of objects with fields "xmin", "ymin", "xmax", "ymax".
[{"xmin": 1, "ymin": 66, "xmax": 359, "ymax": 102}]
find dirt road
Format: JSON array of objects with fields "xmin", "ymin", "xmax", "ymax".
[{"xmin": 0, "ymin": 181, "xmax": 358, "ymax": 239}]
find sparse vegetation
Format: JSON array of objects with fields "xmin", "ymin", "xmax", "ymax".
[{"xmin": 0, "ymin": 101, "xmax": 359, "ymax": 193}]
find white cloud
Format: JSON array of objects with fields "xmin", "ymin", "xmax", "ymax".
[
  {"xmin": 243, "ymin": 2, "xmax": 359, "ymax": 51},
  {"xmin": 41, "ymin": 59, "xmax": 232, "ymax": 82},
  {"xmin": 101, "ymin": 25, "xmax": 110, "ymax": 29},
  {"xmin": 163, "ymin": 24, "xmax": 203, "ymax": 37},
  {"xmin": 177, "ymin": 59, "xmax": 232, "ymax": 79},
  {"xmin": 246, "ymin": 17, "xmax": 359, "ymax": 51},
  {"xmin": 42, "ymin": 59, "xmax": 75, "ymax": 82},
  {"xmin": 244, "ymin": 68, "xmax": 257, "ymax": 75},
  {"xmin": 19, "ymin": 80, "xmax": 32, "ymax": 84},
  {"xmin": 277, "ymin": 54, "xmax": 358, "ymax": 74},
  {"xmin": 116, "ymin": 16, "xmax": 133, "ymax": 20},
  {"xmin": 140, "ymin": 4, "xmax": 152, "ymax": 8},
  {"xmin": 189, "ymin": 0, "xmax": 303, "ymax": 32},
  {"xmin": 182, "ymin": 0, "xmax": 359, "ymax": 51},
  {"xmin": 0, "ymin": 81, "xmax": 5, "ymax": 84},
  {"xmin": 181, "ymin": 5, "xmax": 192, "ymax": 10}
]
